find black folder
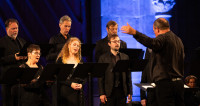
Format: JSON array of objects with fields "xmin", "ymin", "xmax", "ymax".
[{"xmin": 0, "ymin": 67, "xmax": 38, "ymax": 84}]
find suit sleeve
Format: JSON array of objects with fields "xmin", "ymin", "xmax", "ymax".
[
  {"xmin": 0, "ymin": 42, "xmax": 17, "ymax": 65},
  {"xmin": 98, "ymin": 56, "xmax": 105, "ymax": 95},
  {"xmin": 133, "ymin": 31, "xmax": 166, "ymax": 52},
  {"xmin": 95, "ymin": 41, "xmax": 103, "ymax": 62},
  {"xmin": 126, "ymin": 56, "xmax": 133, "ymax": 95}
]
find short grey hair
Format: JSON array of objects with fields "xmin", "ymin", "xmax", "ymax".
[{"xmin": 59, "ymin": 15, "xmax": 72, "ymax": 24}]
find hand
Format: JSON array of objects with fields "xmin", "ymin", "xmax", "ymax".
[
  {"xmin": 141, "ymin": 99, "xmax": 147, "ymax": 106},
  {"xmin": 127, "ymin": 94, "xmax": 132, "ymax": 103},
  {"xmin": 71, "ymin": 82, "xmax": 82, "ymax": 90},
  {"xmin": 100, "ymin": 95, "xmax": 107, "ymax": 104},
  {"xmin": 15, "ymin": 53, "xmax": 27, "ymax": 60},
  {"xmin": 20, "ymin": 84, "xmax": 27, "ymax": 87},
  {"xmin": 120, "ymin": 22, "xmax": 136, "ymax": 35},
  {"xmin": 30, "ymin": 79, "xmax": 37, "ymax": 84}
]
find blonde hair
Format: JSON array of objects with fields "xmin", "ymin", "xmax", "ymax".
[{"xmin": 57, "ymin": 37, "xmax": 81, "ymax": 63}]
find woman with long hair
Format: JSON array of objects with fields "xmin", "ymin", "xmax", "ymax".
[{"xmin": 56, "ymin": 37, "xmax": 84, "ymax": 106}]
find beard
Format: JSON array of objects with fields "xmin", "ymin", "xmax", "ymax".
[
  {"xmin": 10, "ymin": 34, "xmax": 17, "ymax": 40},
  {"xmin": 113, "ymin": 47, "xmax": 119, "ymax": 52}
]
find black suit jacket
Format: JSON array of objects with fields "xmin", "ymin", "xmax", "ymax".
[
  {"xmin": 0, "ymin": 35, "xmax": 26, "ymax": 79},
  {"xmin": 98, "ymin": 52, "xmax": 132, "ymax": 97},
  {"xmin": 95, "ymin": 36, "xmax": 127, "ymax": 62},
  {"xmin": 134, "ymin": 31, "xmax": 184, "ymax": 82}
]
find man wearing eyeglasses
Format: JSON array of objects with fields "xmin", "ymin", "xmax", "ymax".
[
  {"xmin": 95, "ymin": 20, "xmax": 127, "ymax": 62},
  {"xmin": 98, "ymin": 34, "xmax": 132, "ymax": 106}
]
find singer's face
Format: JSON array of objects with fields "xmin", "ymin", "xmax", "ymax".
[
  {"xmin": 108, "ymin": 37, "xmax": 120, "ymax": 51},
  {"xmin": 187, "ymin": 78, "xmax": 196, "ymax": 88},
  {"xmin": 59, "ymin": 21, "xmax": 71, "ymax": 36},
  {"xmin": 106, "ymin": 25, "xmax": 118, "ymax": 37},
  {"xmin": 6, "ymin": 22, "xmax": 19, "ymax": 40},
  {"xmin": 28, "ymin": 50, "xmax": 41, "ymax": 63},
  {"xmin": 69, "ymin": 40, "xmax": 80, "ymax": 55}
]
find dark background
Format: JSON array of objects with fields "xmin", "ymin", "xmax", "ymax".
[{"xmin": 0, "ymin": 0, "xmax": 200, "ymax": 105}]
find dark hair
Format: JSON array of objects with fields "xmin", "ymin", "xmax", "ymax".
[
  {"xmin": 185, "ymin": 75, "xmax": 197, "ymax": 84},
  {"xmin": 153, "ymin": 18, "xmax": 170, "ymax": 30},
  {"xmin": 108, "ymin": 34, "xmax": 119, "ymax": 41},
  {"xmin": 5, "ymin": 18, "xmax": 19, "ymax": 28},
  {"xmin": 106, "ymin": 20, "xmax": 118, "ymax": 28},
  {"xmin": 27, "ymin": 44, "xmax": 41, "ymax": 53}
]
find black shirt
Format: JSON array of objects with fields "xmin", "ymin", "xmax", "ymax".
[
  {"xmin": 46, "ymin": 33, "xmax": 71, "ymax": 62},
  {"xmin": 134, "ymin": 31, "xmax": 184, "ymax": 82},
  {"xmin": 110, "ymin": 52, "xmax": 123, "ymax": 87}
]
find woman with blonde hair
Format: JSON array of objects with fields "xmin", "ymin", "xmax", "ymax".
[{"xmin": 56, "ymin": 37, "xmax": 84, "ymax": 106}]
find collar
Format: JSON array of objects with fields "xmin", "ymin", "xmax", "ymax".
[
  {"xmin": 109, "ymin": 50, "xmax": 120, "ymax": 57},
  {"xmin": 59, "ymin": 33, "xmax": 71, "ymax": 40},
  {"xmin": 6, "ymin": 35, "xmax": 17, "ymax": 41}
]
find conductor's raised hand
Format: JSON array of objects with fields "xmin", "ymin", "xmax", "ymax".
[{"xmin": 120, "ymin": 22, "xmax": 136, "ymax": 35}]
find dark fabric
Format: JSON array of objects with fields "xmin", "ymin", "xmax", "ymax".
[
  {"xmin": 110, "ymin": 53, "xmax": 122, "ymax": 87},
  {"xmin": 46, "ymin": 33, "xmax": 71, "ymax": 62},
  {"xmin": 140, "ymin": 48, "xmax": 157, "ymax": 106},
  {"xmin": 133, "ymin": 31, "xmax": 185, "ymax": 106},
  {"xmin": 13, "ymin": 63, "xmax": 50, "ymax": 106},
  {"xmin": 95, "ymin": 36, "xmax": 127, "ymax": 62},
  {"xmin": 0, "ymin": 35, "xmax": 26, "ymax": 106},
  {"xmin": 155, "ymin": 80, "xmax": 184, "ymax": 106},
  {"xmin": 100, "ymin": 87, "xmax": 126, "ymax": 106},
  {"xmin": 53, "ymin": 58, "xmax": 85, "ymax": 106},
  {"xmin": 98, "ymin": 52, "xmax": 132, "ymax": 97},
  {"xmin": 134, "ymin": 31, "xmax": 184, "ymax": 82}
]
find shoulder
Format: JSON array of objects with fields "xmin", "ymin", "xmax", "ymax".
[
  {"xmin": 99, "ymin": 52, "xmax": 110, "ymax": 60},
  {"xmin": 120, "ymin": 52, "xmax": 129, "ymax": 59},
  {"xmin": 0, "ymin": 36, "xmax": 8, "ymax": 42},
  {"xmin": 19, "ymin": 63, "xmax": 28, "ymax": 68},
  {"xmin": 56, "ymin": 57, "xmax": 63, "ymax": 63},
  {"xmin": 0, "ymin": 36, "xmax": 9, "ymax": 45},
  {"xmin": 121, "ymin": 40, "xmax": 126, "ymax": 44},
  {"xmin": 17, "ymin": 37, "xmax": 26, "ymax": 42},
  {"xmin": 38, "ymin": 64, "xmax": 44, "ymax": 69},
  {"xmin": 50, "ymin": 34, "xmax": 59, "ymax": 40},
  {"xmin": 96, "ymin": 37, "xmax": 107, "ymax": 44}
]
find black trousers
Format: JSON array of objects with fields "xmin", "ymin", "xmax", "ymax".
[
  {"xmin": 155, "ymin": 80, "xmax": 184, "ymax": 106},
  {"xmin": 1, "ymin": 84, "xmax": 12, "ymax": 106},
  {"xmin": 101, "ymin": 87, "xmax": 126, "ymax": 106},
  {"xmin": 146, "ymin": 88, "xmax": 157, "ymax": 106}
]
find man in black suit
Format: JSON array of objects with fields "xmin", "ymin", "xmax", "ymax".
[
  {"xmin": 0, "ymin": 18, "xmax": 27, "ymax": 106},
  {"xmin": 95, "ymin": 20, "xmax": 127, "ymax": 62},
  {"xmin": 98, "ymin": 34, "xmax": 132, "ymax": 106},
  {"xmin": 46, "ymin": 15, "xmax": 71, "ymax": 62},
  {"xmin": 121, "ymin": 18, "xmax": 185, "ymax": 106}
]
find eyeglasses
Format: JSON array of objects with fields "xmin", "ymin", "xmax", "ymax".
[
  {"xmin": 32, "ymin": 52, "xmax": 41, "ymax": 55},
  {"xmin": 110, "ymin": 40, "xmax": 121, "ymax": 44},
  {"xmin": 108, "ymin": 28, "xmax": 118, "ymax": 31}
]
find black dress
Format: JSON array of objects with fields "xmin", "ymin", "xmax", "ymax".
[
  {"xmin": 56, "ymin": 58, "xmax": 85, "ymax": 106},
  {"xmin": 13, "ymin": 63, "xmax": 50, "ymax": 106}
]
